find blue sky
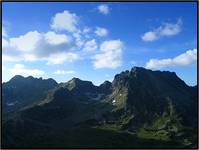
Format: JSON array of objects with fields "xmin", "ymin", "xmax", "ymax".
[{"xmin": 2, "ymin": 2, "xmax": 197, "ymax": 86}]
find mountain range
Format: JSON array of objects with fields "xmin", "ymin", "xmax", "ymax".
[{"xmin": 2, "ymin": 67, "xmax": 198, "ymax": 148}]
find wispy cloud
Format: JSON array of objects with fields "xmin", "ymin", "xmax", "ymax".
[
  {"xmin": 2, "ymin": 26, "xmax": 7, "ymax": 37},
  {"xmin": 53, "ymin": 70, "xmax": 76, "ymax": 75},
  {"xmin": 142, "ymin": 19, "xmax": 182, "ymax": 42},
  {"xmin": 142, "ymin": 31, "xmax": 158, "ymax": 42},
  {"xmin": 83, "ymin": 39, "xmax": 98, "ymax": 53},
  {"xmin": 95, "ymin": 27, "xmax": 108, "ymax": 37},
  {"xmin": 145, "ymin": 48, "xmax": 197, "ymax": 69},
  {"xmin": 97, "ymin": 4, "xmax": 109, "ymax": 15},
  {"xmin": 46, "ymin": 52, "xmax": 79, "ymax": 65},
  {"xmin": 2, "ymin": 38, "xmax": 9, "ymax": 48}
]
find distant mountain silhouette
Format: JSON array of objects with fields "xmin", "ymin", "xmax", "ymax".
[
  {"xmin": 2, "ymin": 75, "xmax": 58, "ymax": 115},
  {"xmin": 2, "ymin": 67, "xmax": 197, "ymax": 148}
]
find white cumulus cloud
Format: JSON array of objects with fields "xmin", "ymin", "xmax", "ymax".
[
  {"xmin": 142, "ymin": 19, "xmax": 182, "ymax": 42},
  {"xmin": 83, "ymin": 39, "xmax": 98, "ymax": 52},
  {"xmin": 51, "ymin": 10, "xmax": 79, "ymax": 32},
  {"xmin": 45, "ymin": 31, "xmax": 71, "ymax": 45},
  {"xmin": 3, "ymin": 30, "xmax": 78, "ymax": 64},
  {"xmin": 10, "ymin": 31, "xmax": 42, "ymax": 52},
  {"xmin": 93, "ymin": 40, "xmax": 123, "ymax": 69},
  {"xmin": 95, "ymin": 27, "xmax": 108, "ymax": 37},
  {"xmin": 2, "ymin": 10, "xmax": 116, "ymax": 69},
  {"xmin": 97, "ymin": 4, "xmax": 109, "ymax": 15},
  {"xmin": 46, "ymin": 52, "xmax": 79, "ymax": 65},
  {"xmin": 10, "ymin": 64, "xmax": 44, "ymax": 77},
  {"xmin": 145, "ymin": 48, "xmax": 197, "ymax": 69}
]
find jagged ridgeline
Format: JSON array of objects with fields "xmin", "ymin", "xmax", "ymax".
[{"xmin": 2, "ymin": 67, "xmax": 197, "ymax": 148}]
